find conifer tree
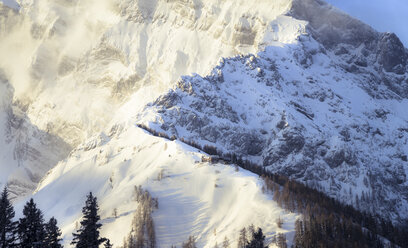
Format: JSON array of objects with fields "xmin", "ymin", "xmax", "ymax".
[
  {"xmin": 44, "ymin": 217, "xmax": 63, "ymax": 248},
  {"xmin": 18, "ymin": 198, "xmax": 46, "ymax": 248},
  {"xmin": 246, "ymin": 228, "xmax": 266, "ymax": 248},
  {"xmin": 71, "ymin": 192, "xmax": 109, "ymax": 248},
  {"xmin": 0, "ymin": 187, "xmax": 18, "ymax": 247}
]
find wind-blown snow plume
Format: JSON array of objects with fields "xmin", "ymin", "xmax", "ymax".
[{"xmin": 1, "ymin": 0, "xmax": 408, "ymax": 246}]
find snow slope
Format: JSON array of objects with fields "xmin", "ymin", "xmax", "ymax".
[
  {"xmin": 0, "ymin": 0, "xmax": 407, "ymax": 245},
  {"xmin": 134, "ymin": 7, "xmax": 408, "ymax": 222},
  {"xmin": 0, "ymin": 0, "xmax": 304, "ymax": 197},
  {"xmin": 0, "ymin": 0, "xmax": 299, "ymax": 148},
  {"xmin": 26, "ymin": 124, "xmax": 297, "ymax": 247}
]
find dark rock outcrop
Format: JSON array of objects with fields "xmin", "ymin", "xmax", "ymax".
[{"xmin": 376, "ymin": 32, "xmax": 407, "ymax": 74}]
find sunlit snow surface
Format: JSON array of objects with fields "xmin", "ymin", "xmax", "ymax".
[
  {"xmin": 26, "ymin": 127, "xmax": 298, "ymax": 247},
  {"xmin": 1, "ymin": 0, "xmax": 408, "ymax": 246},
  {"xmin": 0, "ymin": 0, "xmax": 303, "ymax": 197},
  {"xmin": 136, "ymin": 40, "xmax": 408, "ymax": 222}
]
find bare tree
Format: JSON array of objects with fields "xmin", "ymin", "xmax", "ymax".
[{"xmin": 124, "ymin": 186, "xmax": 158, "ymax": 248}]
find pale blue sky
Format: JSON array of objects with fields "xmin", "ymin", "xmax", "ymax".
[{"xmin": 325, "ymin": 0, "xmax": 408, "ymax": 47}]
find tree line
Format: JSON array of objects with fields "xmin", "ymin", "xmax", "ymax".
[
  {"xmin": 223, "ymin": 153, "xmax": 408, "ymax": 247},
  {"xmin": 171, "ymin": 225, "xmax": 267, "ymax": 248},
  {"xmin": 0, "ymin": 187, "xmax": 111, "ymax": 248},
  {"xmin": 4, "ymin": 122, "xmax": 408, "ymax": 247},
  {"xmin": 243, "ymin": 161, "xmax": 407, "ymax": 247},
  {"xmin": 135, "ymin": 124, "xmax": 408, "ymax": 247},
  {"xmin": 2, "ymin": 182, "xmax": 274, "ymax": 248},
  {"xmin": 0, "ymin": 187, "xmax": 62, "ymax": 248}
]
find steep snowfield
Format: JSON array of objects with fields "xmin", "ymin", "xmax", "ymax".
[
  {"xmin": 0, "ymin": 0, "xmax": 300, "ymax": 147},
  {"xmin": 26, "ymin": 125, "xmax": 297, "ymax": 247},
  {"xmin": 0, "ymin": 0, "xmax": 306, "ymax": 195},
  {"xmin": 0, "ymin": 0, "xmax": 407, "ymax": 244}
]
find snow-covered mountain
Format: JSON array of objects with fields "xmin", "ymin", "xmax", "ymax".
[
  {"xmin": 137, "ymin": 42, "xmax": 408, "ymax": 222},
  {"xmin": 1, "ymin": 0, "xmax": 408, "ymax": 246},
  {"xmin": 0, "ymin": 0, "xmax": 300, "ymax": 198},
  {"xmin": 135, "ymin": 0, "xmax": 408, "ymax": 223}
]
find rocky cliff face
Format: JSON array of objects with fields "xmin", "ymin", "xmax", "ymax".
[
  {"xmin": 0, "ymin": 70, "xmax": 70, "ymax": 198},
  {"xmin": 0, "ymin": 0, "xmax": 297, "ymax": 148},
  {"xmin": 0, "ymin": 0, "xmax": 295, "ymax": 194},
  {"xmin": 135, "ymin": 0, "xmax": 408, "ymax": 222}
]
